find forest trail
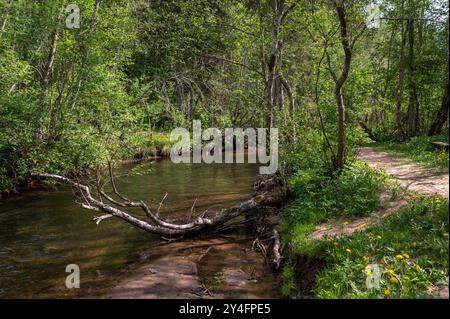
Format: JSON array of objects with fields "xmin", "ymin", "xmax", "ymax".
[
  {"xmin": 310, "ymin": 147, "xmax": 449, "ymax": 241},
  {"xmin": 357, "ymin": 147, "xmax": 449, "ymax": 199}
]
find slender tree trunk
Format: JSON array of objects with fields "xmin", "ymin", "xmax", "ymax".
[
  {"xmin": 333, "ymin": 1, "xmax": 353, "ymax": 171},
  {"xmin": 41, "ymin": 31, "xmax": 59, "ymax": 89},
  {"xmin": 395, "ymin": 1, "xmax": 407, "ymax": 139},
  {"xmin": 406, "ymin": 18, "xmax": 420, "ymax": 137},
  {"xmin": 35, "ymin": 30, "xmax": 59, "ymax": 143},
  {"xmin": 266, "ymin": 0, "xmax": 285, "ymax": 128}
]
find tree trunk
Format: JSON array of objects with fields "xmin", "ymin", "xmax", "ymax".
[
  {"xmin": 395, "ymin": 1, "xmax": 407, "ymax": 139},
  {"xmin": 428, "ymin": 83, "xmax": 449, "ymax": 136},
  {"xmin": 406, "ymin": 18, "xmax": 420, "ymax": 137},
  {"xmin": 333, "ymin": 1, "xmax": 353, "ymax": 171},
  {"xmin": 35, "ymin": 30, "xmax": 59, "ymax": 143},
  {"xmin": 266, "ymin": 0, "xmax": 285, "ymax": 128}
]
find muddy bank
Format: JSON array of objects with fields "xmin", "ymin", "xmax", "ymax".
[{"xmin": 105, "ymin": 236, "xmax": 280, "ymax": 299}]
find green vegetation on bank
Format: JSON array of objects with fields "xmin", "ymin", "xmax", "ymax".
[
  {"xmin": 280, "ymin": 147, "xmax": 449, "ymax": 298},
  {"xmin": 0, "ymin": 130, "xmax": 172, "ymax": 194},
  {"xmin": 315, "ymin": 196, "xmax": 449, "ymax": 299},
  {"xmin": 282, "ymin": 163, "xmax": 388, "ymax": 255},
  {"xmin": 374, "ymin": 135, "xmax": 449, "ymax": 171}
]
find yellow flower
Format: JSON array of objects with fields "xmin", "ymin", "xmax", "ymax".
[
  {"xmin": 386, "ymin": 269, "xmax": 395, "ymax": 275},
  {"xmin": 377, "ymin": 235, "xmax": 382, "ymax": 240},
  {"xmin": 363, "ymin": 256, "xmax": 368, "ymax": 262},
  {"xmin": 412, "ymin": 242, "xmax": 417, "ymax": 247},
  {"xmin": 443, "ymin": 232, "xmax": 449, "ymax": 238},
  {"xmin": 384, "ymin": 288, "xmax": 391, "ymax": 296},
  {"xmin": 402, "ymin": 253, "xmax": 410, "ymax": 259},
  {"xmin": 390, "ymin": 277, "xmax": 399, "ymax": 284},
  {"xmin": 345, "ymin": 248, "xmax": 352, "ymax": 254},
  {"xmin": 395, "ymin": 254, "xmax": 404, "ymax": 260},
  {"xmin": 365, "ymin": 270, "xmax": 372, "ymax": 276}
]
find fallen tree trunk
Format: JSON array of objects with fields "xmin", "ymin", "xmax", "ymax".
[{"xmin": 31, "ymin": 172, "xmax": 287, "ymax": 239}]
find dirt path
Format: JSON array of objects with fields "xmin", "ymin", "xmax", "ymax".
[
  {"xmin": 357, "ymin": 147, "xmax": 448, "ymax": 198},
  {"xmin": 310, "ymin": 147, "xmax": 448, "ymax": 241}
]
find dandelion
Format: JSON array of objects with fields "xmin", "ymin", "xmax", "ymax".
[
  {"xmin": 345, "ymin": 248, "xmax": 352, "ymax": 254},
  {"xmin": 395, "ymin": 254, "xmax": 404, "ymax": 260},
  {"xmin": 363, "ymin": 256, "xmax": 368, "ymax": 262},
  {"xmin": 386, "ymin": 269, "xmax": 394, "ymax": 275},
  {"xmin": 377, "ymin": 235, "xmax": 382, "ymax": 240},
  {"xmin": 384, "ymin": 288, "xmax": 391, "ymax": 296},
  {"xmin": 402, "ymin": 253, "xmax": 410, "ymax": 259},
  {"xmin": 365, "ymin": 270, "xmax": 372, "ymax": 276},
  {"xmin": 443, "ymin": 232, "xmax": 449, "ymax": 238},
  {"xmin": 390, "ymin": 277, "xmax": 399, "ymax": 285}
]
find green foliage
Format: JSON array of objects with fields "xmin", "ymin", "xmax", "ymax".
[
  {"xmin": 281, "ymin": 265, "xmax": 296, "ymax": 298},
  {"xmin": 282, "ymin": 163, "xmax": 387, "ymax": 255},
  {"xmin": 314, "ymin": 196, "xmax": 449, "ymax": 299}
]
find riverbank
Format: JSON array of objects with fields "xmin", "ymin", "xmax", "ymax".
[
  {"xmin": 105, "ymin": 236, "xmax": 280, "ymax": 299},
  {"xmin": 0, "ymin": 131, "xmax": 173, "ymax": 198},
  {"xmin": 279, "ymin": 147, "xmax": 449, "ymax": 299}
]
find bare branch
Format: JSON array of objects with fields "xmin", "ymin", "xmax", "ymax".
[
  {"xmin": 31, "ymin": 173, "xmax": 284, "ymax": 238},
  {"xmin": 156, "ymin": 193, "xmax": 168, "ymax": 217},
  {"xmin": 93, "ymin": 214, "xmax": 113, "ymax": 225}
]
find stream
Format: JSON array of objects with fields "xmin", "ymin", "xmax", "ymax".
[{"xmin": 0, "ymin": 159, "xmax": 279, "ymax": 298}]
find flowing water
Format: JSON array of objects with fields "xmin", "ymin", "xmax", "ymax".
[{"xmin": 0, "ymin": 159, "xmax": 279, "ymax": 298}]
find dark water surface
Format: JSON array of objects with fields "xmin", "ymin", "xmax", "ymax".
[{"xmin": 0, "ymin": 160, "xmax": 264, "ymax": 298}]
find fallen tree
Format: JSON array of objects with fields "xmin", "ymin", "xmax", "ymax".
[{"xmin": 31, "ymin": 170, "xmax": 287, "ymax": 242}]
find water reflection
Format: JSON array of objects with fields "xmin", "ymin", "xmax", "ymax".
[{"xmin": 0, "ymin": 160, "xmax": 258, "ymax": 298}]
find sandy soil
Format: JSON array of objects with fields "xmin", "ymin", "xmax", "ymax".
[{"xmin": 357, "ymin": 147, "xmax": 448, "ymax": 198}]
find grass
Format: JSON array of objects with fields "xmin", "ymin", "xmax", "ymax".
[
  {"xmin": 313, "ymin": 196, "xmax": 449, "ymax": 299},
  {"xmin": 281, "ymin": 162, "xmax": 388, "ymax": 255},
  {"xmin": 281, "ymin": 265, "xmax": 296, "ymax": 297},
  {"xmin": 280, "ymin": 159, "xmax": 448, "ymax": 299},
  {"xmin": 374, "ymin": 135, "xmax": 449, "ymax": 171}
]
